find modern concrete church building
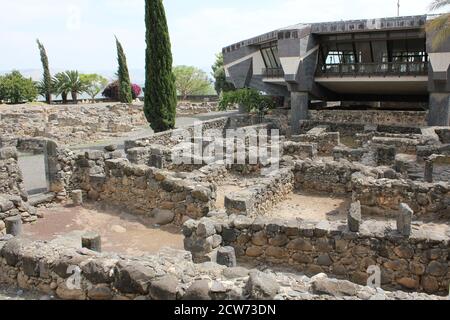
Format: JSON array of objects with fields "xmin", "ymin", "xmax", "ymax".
[{"xmin": 222, "ymin": 15, "xmax": 450, "ymax": 130}]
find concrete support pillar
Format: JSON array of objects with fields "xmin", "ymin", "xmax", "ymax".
[
  {"xmin": 428, "ymin": 93, "xmax": 450, "ymax": 126},
  {"xmin": 290, "ymin": 92, "xmax": 309, "ymax": 134}
]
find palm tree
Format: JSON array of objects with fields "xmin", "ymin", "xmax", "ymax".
[
  {"xmin": 53, "ymin": 72, "xmax": 69, "ymax": 104},
  {"xmin": 427, "ymin": 0, "xmax": 450, "ymax": 49},
  {"xmin": 61, "ymin": 71, "xmax": 86, "ymax": 104}
]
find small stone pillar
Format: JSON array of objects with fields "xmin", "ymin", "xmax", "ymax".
[
  {"xmin": 424, "ymin": 160, "xmax": 434, "ymax": 183},
  {"xmin": 376, "ymin": 145, "xmax": 396, "ymax": 166},
  {"xmin": 216, "ymin": 246, "xmax": 237, "ymax": 267},
  {"xmin": 82, "ymin": 232, "xmax": 101, "ymax": 252},
  {"xmin": 5, "ymin": 215, "xmax": 22, "ymax": 236},
  {"xmin": 71, "ymin": 190, "xmax": 83, "ymax": 206},
  {"xmin": 397, "ymin": 203, "xmax": 413, "ymax": 237},
  {"xmin": 348, "ymin": 201, "xmax": 362, "ymax": 232}
]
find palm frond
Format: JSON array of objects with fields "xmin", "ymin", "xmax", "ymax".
[{"xmin": 429, "ymin": 0, "xmax": 450, "ymax": 11}]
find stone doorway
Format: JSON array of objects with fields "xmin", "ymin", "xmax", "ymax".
[{"xmin": 17, "ymin": 140, "xmax": 49, "ymax": 196}]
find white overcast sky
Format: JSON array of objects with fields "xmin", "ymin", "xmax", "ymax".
[{"xmin": 0, "ymin": 0, "xmax": 444, "ymax": 74}]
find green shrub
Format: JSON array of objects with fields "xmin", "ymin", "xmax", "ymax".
[
  {"xmin": 0, "ymin": 70, "xmax": 38, "ymax": 104},
  {"xmin": 219, "ymin": 88, "xmax": 275, "ymax": 116}
]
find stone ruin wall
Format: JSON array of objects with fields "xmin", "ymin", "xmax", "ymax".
[
  {"xmin": 184, "ymin": 215, "xmax": 450, "ymax": 295},
  {"xmin": 0, "ymin": 236, "xmax": 443, "ymax": 300},
  {"xmin": 0, "ymin": 104, "xmax": 148, "ymax": 147},
  {"xmin": 0, "ymin": 147, "xmax": 39, "ymax": 234},
  {"xmin": 67, "ymin": 150, "xmax": 217, "ymax": 225},
  {"xmin": 309, "ymin": 110, "xmax": 428, "ymax": 127},
  {"xmin": 352, "ymin": 173, "xmax": 450, "ymax": 218}
]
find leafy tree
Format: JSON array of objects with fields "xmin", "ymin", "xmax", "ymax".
[
  {"xmin": 115, "ymin": 37, "xmax": 133, "ymax": 104},
  {"xmin": 0, "ymin": 70, "xmax": 38, "ymax": 104},
  {"xmin": 36, "ymin": 39, "xmax": 52, "ymax": 104},
  {"xmin": 144, "ymin": 0, "xmax": 177, "ymax": 132},
  {"xmin": 427, "ymin": 0, "xmax": 450, "ymax": 49},
  {"xmin": 173, "ymin": 65, "xmax": 214, "ymax": 100},
  {"xmin": 80, "ymin": 74, "xmax": 108, "ymax": 101},
  {"xmin": 59, "ymin": 71, "xmax": 87, "ymax": 104},
  {"xmin": 219, "ymin": 88, "xmax": 275, "ymax": 117},
  {"xmin": 211, "ymin": 53, "xmax": 235, "ymax": 95}
]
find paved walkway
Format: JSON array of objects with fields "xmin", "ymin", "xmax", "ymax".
[{"xmin": 18, "ymin": 110, "xmax": 239, "ymax": 194}]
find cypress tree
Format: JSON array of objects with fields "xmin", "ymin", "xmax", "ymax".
[
  {"xmin": 144, "ymin": 0, "xmax": 177, "ymax": 132},
  {"xmin": 115, "ymin": 37, "xmax": 133, "ymax": 104},
  {"xmin": 36, "ymin": 39, "xmax": 52, "ymax": 104}
]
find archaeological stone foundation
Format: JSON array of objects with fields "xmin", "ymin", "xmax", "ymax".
[{"xmin": 0, "ymin": 105, "xmax": 449, "ymax": 300}]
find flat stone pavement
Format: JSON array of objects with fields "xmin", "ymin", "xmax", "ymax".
[{"xmin": 17, "ymin": 110, "xmax": 239, "ymax": 195}]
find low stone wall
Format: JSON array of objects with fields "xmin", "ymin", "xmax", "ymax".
[
  {"xmin": 292, "ymin": 132, "xmax": 340, "ymax": 155},
  {"xmin": 0, "ymin": 103, "xmax": 147, "ymax": 147},
  {"xmin": 0, "ymin": 147, "xmax": 38, "ymax": 231},
  {"xmin": 292, "ymin": 159, "xmax": 373, "ymax": 194},
  {"xmin": 45, "ymin": 140, "xmax": 78, "ymax": 201},
  {"xmin": 309, "ymin": 110, "xmax": 428, "ymax": 127},
  {"xmin": 224, "ymin": 167, "xmax": 294, "ymax": 216},
  {"xmin": 333, "ymin": 146, "xmax": 367, "ymax": 162},
  {"xmin": 77, "ymin": 158, "xmax": 217, "ymax": 225},
  {"xmin": 436, "ymin": 128, "xmax": 450, "ymax": 144},
  {"xmin": 184, "ymin": 216, "xmax": 450, "ymax": 295},
  {"xmin": 0, "ymin": 237, "xmax": 442, "ymax": 300},
  {"xmin": 124, "ymin": 115, "xmax": 269, "ymax": 151},
  {"xmin": 352, "ymin": 173, "xmax": 450, "ymax": 218},
  {"xmin": 283, "ymin": 142, "xmax": 317, "ymax": 159},
  {"xmin": 124, "ymin": 117, "xmax": 230, "ymax": 150}
]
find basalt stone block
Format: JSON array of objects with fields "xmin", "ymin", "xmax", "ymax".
[
  {"xmin": 104, "ymin": 144, "xmax": 117, "ymax": 152},
  {"xmin": 81, "ymin": 259, "xmax": 116, "ymax": 284},
  {"xmin": 348, "ymin": 201, "xmax": 362, "ymax": 232},
  {"xmin": 0, "ymin": 147, "xmax": 18, "ymax": 160},
  {"xmin": 222, "ymin": 228, "xmax": 239, "ymax": 242},
  {"xmin": 85, "ymin": 150, "xmax": 103, "ymax": 160},
  {"xmin": 113, "ymin": 261, "xmax": 156, "ymax": 295},
  {"xmin": 424, "ymin": 160, "xmax": 433, "ymax": 183},
  {"xmin": 183, "ymin": 280, "xmax": 211, "ymax": 300},
  {"xmin": 0, "ymin": 196, "xmax": 14, "ymax": 212},
  {"xmin": 225, "ymin": 192, "xmax": 254, "ymax": 215},
  {"xmin": 397, "ymin": 203, "xmax": 413, "ymax": 237},
  {"xmin": 0, "ymin": 238, "xmax": 24, "ymax": 266},
  {"xmin": 216, "ymin": 246, "xmax": 237, "ymax": 267},
  {"xmin": 5, "ymin": 215, "xmax": 22, "ymax": 236},
  {"xmin": 71, "ymin": 190, "xmax": 83, "ymax": 206},
  {"xmin": 245, "ymin": 271, "xmax": 280, "ymax": 300},
  {"xmin": 149, "ymin": 154, "xmax": 165, "ymax": 169},
  {"xmin": 150, "ymin": 275, "xmax": 179, "ymax": 300},
  {"xmin": 82, "ymin": 232, "xmax": 101, "ymax": 252},
  {"xmin": 22, "ymin": 251, "xmax": 41, "ymax": 277},
  {"xmin": 196, "ymin": 220, "xmax": 216, "ymax": 238},
  {"xmin": 152, "ymin": 209, "xmax": 175, "ymax": 226},
  {"xmin": 376, "ymin": 145, "xmax": 396, "ymax": 166}
]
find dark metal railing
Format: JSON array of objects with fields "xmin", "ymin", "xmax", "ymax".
[
  {"xmin": 262, "ymin": 68, "xmax": 285, "ymax": 78},
  {"xmin": 316, "ymin": 61, "xmax": 428, "ymax": 77}
]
